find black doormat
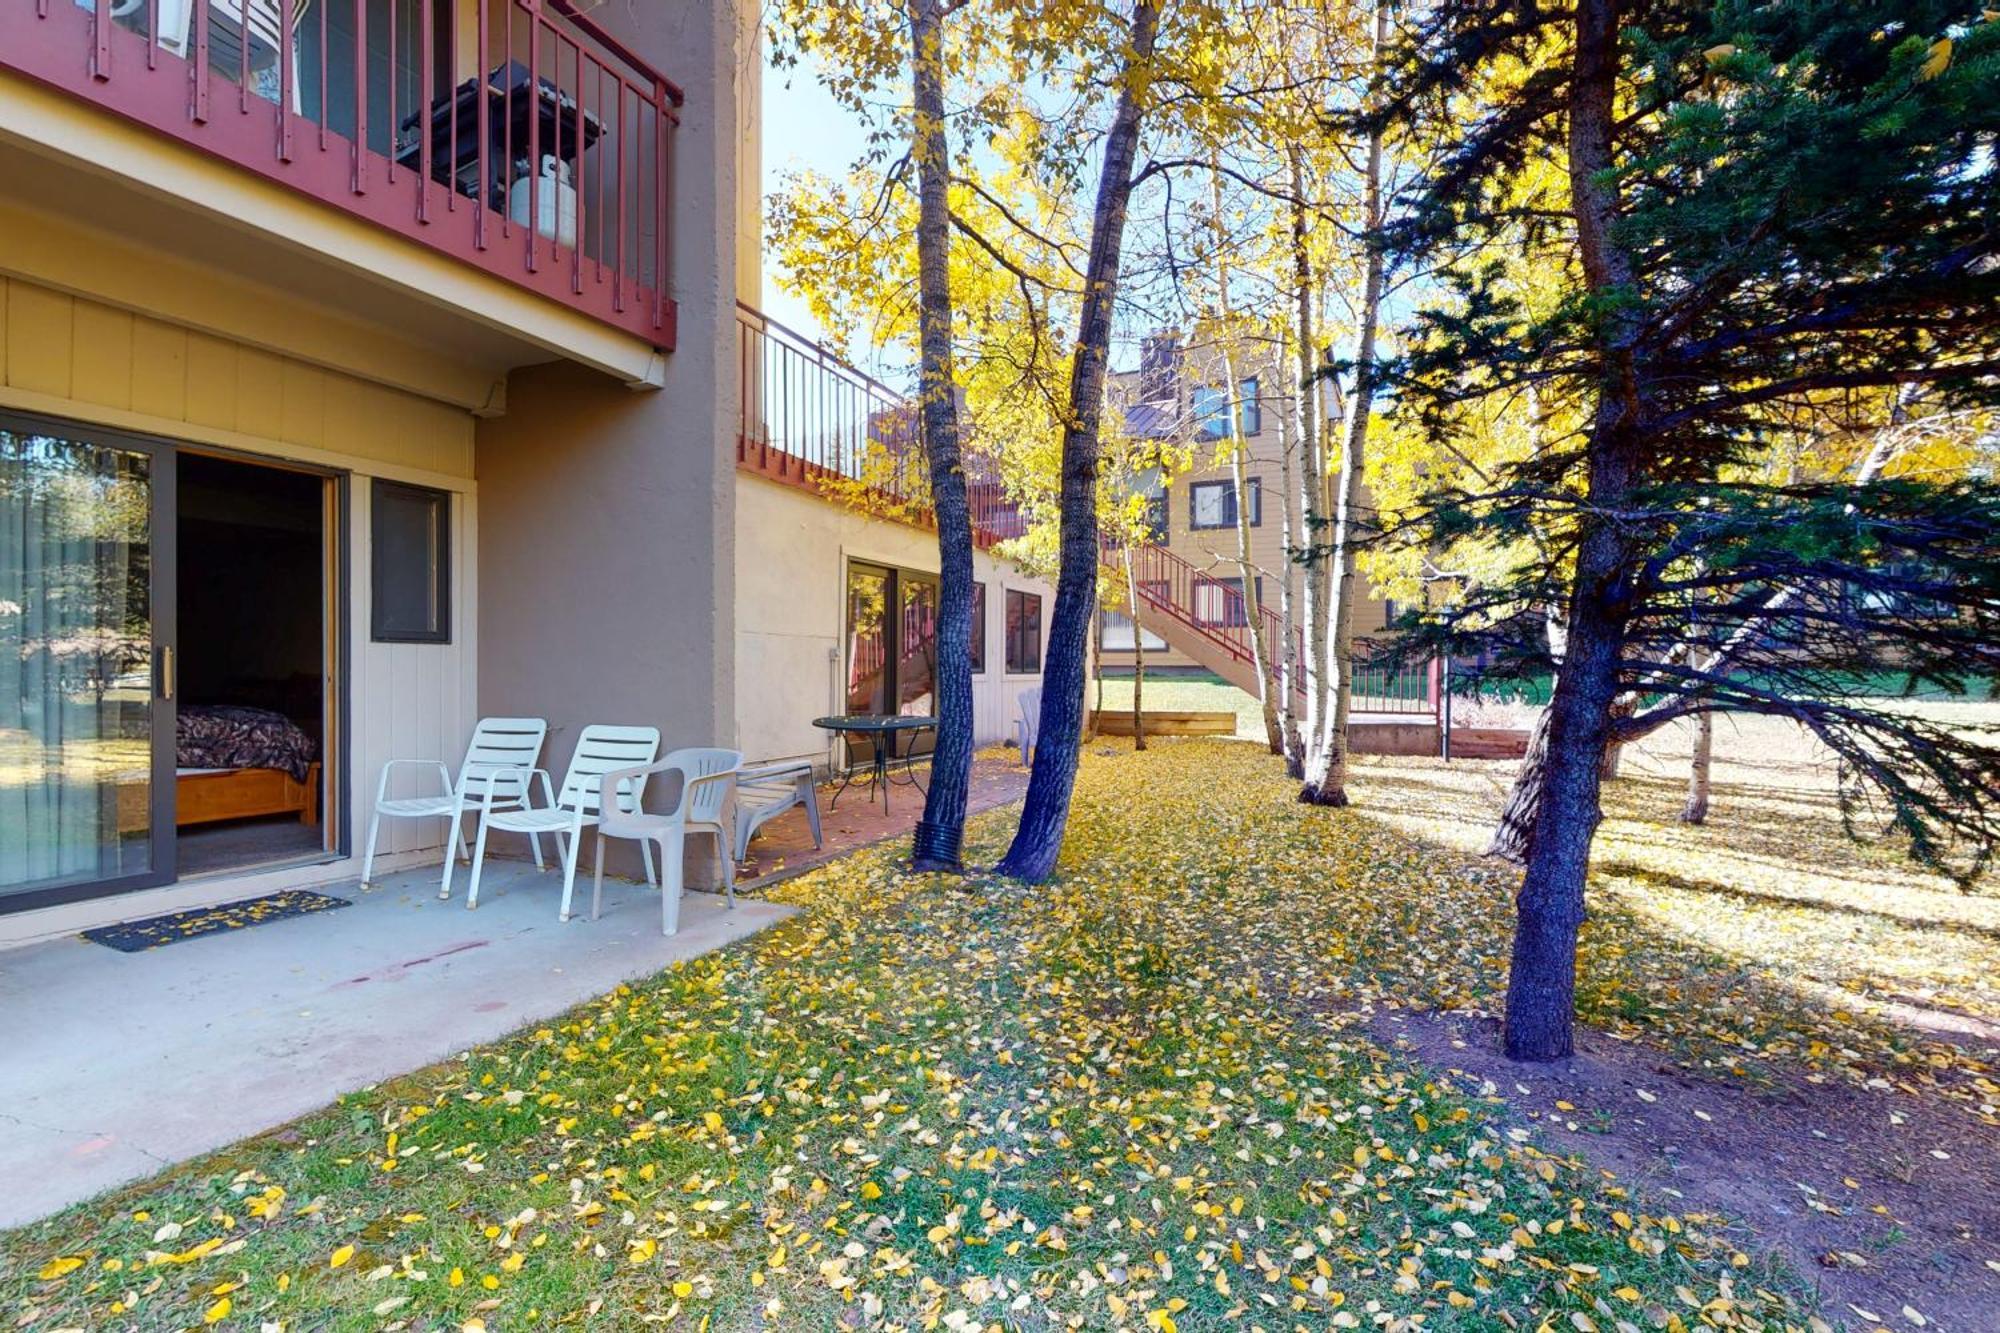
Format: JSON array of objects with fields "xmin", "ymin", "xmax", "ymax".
[{"xmin": 82, "ymin": 890, "xmax": 352, "ymax": 953}]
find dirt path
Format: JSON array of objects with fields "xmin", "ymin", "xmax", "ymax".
[{"xmin": 1371, "ymin": 1010, "xmax": 2000, "ymax": 1332}]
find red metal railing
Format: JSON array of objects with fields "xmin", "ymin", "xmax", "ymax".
[
  {"xmin": 1104, "ymin": 533, "xmax": 1436, "ymax": 714},
  {"xmin": 735, "ymin": 303, "xmax": 1026, "ymax": 547},
  {"xmin": 11, "ymin": 0, "xmax": 679, "ymax": 347}
]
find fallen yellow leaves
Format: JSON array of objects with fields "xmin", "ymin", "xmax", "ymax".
[{"xmin": 1, "ymin": 741, "xmax": 1847, "ymax": 1332}]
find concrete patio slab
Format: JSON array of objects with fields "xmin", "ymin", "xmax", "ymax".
[{"xmin": 0, "ymin": 862, "xmax": 794, "ymax": 1229}]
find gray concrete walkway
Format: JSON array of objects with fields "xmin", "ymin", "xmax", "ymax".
[{"xmin": 0, "ymin": 863, "xmax": 793, "ymax": 1228}]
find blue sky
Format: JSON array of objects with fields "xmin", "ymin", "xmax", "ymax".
[{"xmin": 758, "ymin": 50, "xmax": 874, "ymax": 348}]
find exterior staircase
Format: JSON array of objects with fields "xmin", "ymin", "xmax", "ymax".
[{"xmin": 1104, "ymin": 536, "xmax": 1439, "ymax": 706}]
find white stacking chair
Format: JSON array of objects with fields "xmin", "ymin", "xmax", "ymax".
[
  {"xmin": 594, "ymin": 747, "xmax": 742, "ymax": 935},
  {"xmin": 463, "ymin": 724, "xmax": 662, "ymax": 918},
  {"xmin": 1015, "ymin": 686, "xmax": 1043, "ymax": 765},
  {"xmin": 732, "ymin": 760, "xmax": 822, "ymax": 862},
  {"xmin": 361, "ymin": 717, "xmax": 548, "ymax": 899}
]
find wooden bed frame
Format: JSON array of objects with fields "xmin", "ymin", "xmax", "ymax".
[{"xmin": 176, "ymin": 764, "xmax": 321, "ymax": 827}]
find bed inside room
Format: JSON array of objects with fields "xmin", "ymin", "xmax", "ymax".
[{"xmin": 175, "ymin": 454, "xmax": 332, "ymax": 877}]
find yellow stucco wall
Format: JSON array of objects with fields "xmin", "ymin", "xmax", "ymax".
[{"xmin": 0, "ymin": 276, "xmax": 473, "ymax": 481}]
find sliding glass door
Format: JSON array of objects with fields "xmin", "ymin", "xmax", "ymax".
[
  {"xmin": 0, "ymin": 418, "xmax": 174, "ymax": 910},
  {"xmin": 843, "ymin": 561, "xmax": 942, "ymax": 717}
]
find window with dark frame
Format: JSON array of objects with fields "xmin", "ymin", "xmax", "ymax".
[
  {"xmin": 970, "ymin": 581, "xmax": 988, "ymax": 673},
  {"xmin": 1238, "ymin": 377, "xmax": 1262, "ymax": 437},
  {"xmin": 1189, "ymin": 477, "xmax": 1262, "ymax": 530},
  {"xmin": 1192, "ymin": 384, "xmax": 1229, "ymax": 440},
  {"xmin": 845, "ymin": 561, "xmax": 947, "ymax": 715},
  {"xmin": 1144, "ymin": 491, "xmax": 1169, "ymax": 544},
  {"xmin": 1192, "ymin": 574, "xmax": 1264, "ymax": 629},
  {"xmin": 371, "ymin": 479, "xmax": 451, "ymax": 643},
  {"xmin": 1005, "ymin": 589, "xmax": 1043, "ymax": 674}
]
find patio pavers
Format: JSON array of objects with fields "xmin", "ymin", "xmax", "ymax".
[{"xmin": 735, "ymin": 751, "xmax": 1031, "ymax": 883}]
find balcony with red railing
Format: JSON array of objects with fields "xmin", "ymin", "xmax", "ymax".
[
  {"xmin": 735, "ymin": 303, "xmax": 1026, "ymax": 547},
  {"xmin": 7, "ymin": 0, "xmax": 680, "ymax": 348}
]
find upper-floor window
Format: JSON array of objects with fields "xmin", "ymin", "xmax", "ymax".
[
  {"xmin": 1192, "ymin": 385, "xmax": 1229, "ymax": 440},
  {"xmin": 1189, "ymin": 477, "xmax": 1261, "ymax": 530},
  {"xmin": 1193, "ymin": 379, "xmax": 1260, "ymax": 440},
  {"xmin": 1144, "ymin": 491, "xmax": 1170, "ymax": 544}
]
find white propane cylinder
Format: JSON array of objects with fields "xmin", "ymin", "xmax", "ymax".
[{"xmin": 508, "ymin": 155, "xmax": 577, "ymax": 248}]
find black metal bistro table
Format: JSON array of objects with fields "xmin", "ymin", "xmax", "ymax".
[{"xmin": 812, "ymin": 714, "xmax": 937, "ymax": 813}]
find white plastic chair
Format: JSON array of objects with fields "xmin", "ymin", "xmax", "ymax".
[
  {"xmin": 732, "ymin": 760, "xmax": 822, "ymax": 862},
  {"xmin": 1015, "ymin": 686, "xmax": 1043, "ymax": 765},
  {"xmin": 593, "ymin": 747, "xmax": 742, "ymax": 935},
  {"xmin": 463, "ymin": 724, "xmax": 662, "ymax": 919},
  {"xmin": 361, "ymin": 717, "xmax": 548, "ymax": 899}
]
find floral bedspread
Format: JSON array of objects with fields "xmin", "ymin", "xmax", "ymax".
[{"xmin": 176, "ymin": 705, "xmax": 316, "ymax": 784}]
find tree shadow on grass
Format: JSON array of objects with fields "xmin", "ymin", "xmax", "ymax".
[{"xmin": 1594, "ymin": 858, "xmax": 2000, "ymax": 946}]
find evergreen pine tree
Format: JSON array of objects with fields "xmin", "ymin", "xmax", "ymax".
[{"xmin": 1377, "ymin": 0, "xmax": 2000, "ymax": 1058}]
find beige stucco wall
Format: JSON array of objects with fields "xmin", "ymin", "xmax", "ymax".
[
  {"xmin": 734, "ymin": 473, "xmax": 1054, "ymax": 767},
  {"xmin": 735, "ymin": 4, "xmax": 764, "ymax": 308},
  {"xmin": 475, "ymin": 0, "xmax": 738, "ymax": 878}
]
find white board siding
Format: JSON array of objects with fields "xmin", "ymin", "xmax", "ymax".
[
  {"xmin": 347, "ymin": 482, "xmax": 481, "ymax": 866},
  {"xmin": 733, "ymin": 473, "xmax": 1054, "ymax": 767}
]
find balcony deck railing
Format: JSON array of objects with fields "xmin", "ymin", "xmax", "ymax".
[
  {"xmin": 735, "ymin": 303, "xmax": 1026, "ymax": 547},
  {"xmin": 9, "ymin": 0, "xmax": 680, "ymax": 347}
]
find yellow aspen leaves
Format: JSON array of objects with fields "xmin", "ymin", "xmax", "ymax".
[{"xmin": 328, "ymin": 1245, "xmax": 354, "ymax": 1269}]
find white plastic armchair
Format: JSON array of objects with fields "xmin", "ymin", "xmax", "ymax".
[
  {"xmin": 1015, "ymin": 686, "xmax": 1043, "ymax": 766},
  {"xmin": 361, "ymin": 716, "xmax": 548, "ymax": 898},
  {"xmin": 462, "ymin": 724, "xmax": 661, "ymax": 918},
  {"xmin": 593, "ymin": 747, "xmax": 742, "ymax": 935}
]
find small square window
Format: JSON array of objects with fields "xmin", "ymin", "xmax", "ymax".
[
  {"xmin": 372, "ymin": 479, "xmax": 451, "ymax": 643},
  {"xmin": 1193, "ymin": 575, "xmax": 1262, "ymax": 628}
]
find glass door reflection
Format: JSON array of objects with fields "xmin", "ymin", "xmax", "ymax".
[{"xmin": 0, "ymin": 421, "xmax": 171, "ymax": 906}]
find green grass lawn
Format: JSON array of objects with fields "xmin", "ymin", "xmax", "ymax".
[
  {"xmin": 0, "ymin": 742, "xmax": 1828, "ymax": 1333},
  {"xmin": 1092, "ymin": 674, "xmax": 1265, "ymax": 737}
]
